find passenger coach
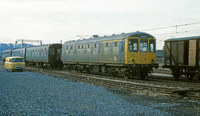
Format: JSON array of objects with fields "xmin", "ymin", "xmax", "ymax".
[
  {"xmin": 2, "ymin": 49, "xmax": 12, "ymax": 63},
  {"xmin": 62, "ymin": 31, "xmax": 158, "ymax": 79},
  {"xmin": 26, "ymin": 44, "xmax": 63, "ymax": 69},
  {"xmin": 12, "ymin": 48, "xmax": 26, "ymax": 61}
]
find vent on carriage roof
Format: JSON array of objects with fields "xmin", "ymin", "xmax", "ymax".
[{"xmin": 92, "ymin": 35, "xmax": 99, "ymax": 38}]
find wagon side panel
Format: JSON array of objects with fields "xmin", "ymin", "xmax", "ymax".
[
  {"xmin": 164, "ymin": 42, "xmax": 171, "ymax": 66},
  {"xmin": 177, "ymin": 41, "xmax": 184, "ymax": 66},
  {"xmin": 188, "ymin": 40, "xmax": 196, "ymax": 67},
  {"xmin": 171, "ymin": 42, "xmax": 177, "ymax": 66}
]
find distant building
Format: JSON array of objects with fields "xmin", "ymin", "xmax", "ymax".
[
  {"xmin": 156, "ymin": 50, "xmax": 164, "ymax": 58},
  {"xmin": 156, "ymin": 50, "xmax": 164, "ymax": 67}
]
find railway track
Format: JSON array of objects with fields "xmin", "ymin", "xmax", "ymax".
[{"xmin": 25, "ymin": 67, "xmax": 200, "ymax": 101}]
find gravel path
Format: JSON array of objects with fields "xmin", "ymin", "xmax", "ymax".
[{"xmin": 0, "ymin": 66, "xmax": 199, "ymax": 115}]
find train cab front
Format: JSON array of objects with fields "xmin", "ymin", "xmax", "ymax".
[{"xmin": 125, "ymin": 34, "xmax": 158, "ymax": 70}]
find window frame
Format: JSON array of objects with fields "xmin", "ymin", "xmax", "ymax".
[
  {"xmin": 140, "ymin": 39, "xmax": 148, "ymax": 52},
  {"xmin": 128, "ymin": 39, "xmax": 138, "ymax": 52}
]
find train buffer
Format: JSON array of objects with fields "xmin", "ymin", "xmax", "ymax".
[{"xmin": 173, "ymin": 89, "xmax": 200, "ymax": 96}]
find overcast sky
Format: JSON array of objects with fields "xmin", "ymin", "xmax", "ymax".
[{"xmin": 0, "ymin": 0, "xmax": 200, "ymax": 49}]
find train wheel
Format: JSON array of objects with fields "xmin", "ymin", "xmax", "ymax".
[
  {"xmin": 86, "ymin": 68, "xmax": 90, "ymax": 73},
  {"xmin": 140, "ymin": 71, "xmax": 147, "ymax": 80},
  {"xmin": 172, "ymin": 68, "xmax": 180, "ymax": 80},
  {"xmin": 187, "ymin": 73, "xmax": 195, "ymax": 80},
  {"xmin": 124, "ymin": 75, "xmax": 130, "ymax": 79},
  {"xmin": 112, "ymin": 71, "xmax": 118, "ymax": 77},
  {"xmin": 137, "ymin": 68, "xmax": 148, "ymax": 80}
]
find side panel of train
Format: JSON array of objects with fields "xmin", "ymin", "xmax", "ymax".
[
  {"xmin": 163, "ymin": 36, "xmax": 200, "ymax": 80},
  {"xmin": 12, "ymin": 48, "xmax": 26, "ymax": 60},
  {"xmin": 62, "ymin": 40, "xmax": 125, "ymax": 64},
  {"xmin": 2, "ymin": 50, "xmax": 12, "ymax": 62},
  {"xmin": 26, "ymin": 44, "xmax": 62, "ymax": 69},
  {"xmin": 62, "ymin": 32, "xmax": 158, "ymax": 79}
]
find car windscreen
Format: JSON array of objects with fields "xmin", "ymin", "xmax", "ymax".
[{"xmin": 11, "ymin": 58, "xmax": 24, "ymax": 62}]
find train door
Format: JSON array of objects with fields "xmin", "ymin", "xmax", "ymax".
[
  {"xmin": 49, "ymin": 48, "xmax": 56, "ymax": 67},
  {"xmin": 125, "ymin": 37, "xmax": 139, "ymax": 64},
  {"xmin": 57, "ymin": 48, "xmax": 61, "ymax": 62},
  {"xmin": 57, "ymin": 48, "xmax": 63, "ymax": 68},
  {"xmin": 98, "ymin": 43, "xmax": 102, "ymax": 61}
]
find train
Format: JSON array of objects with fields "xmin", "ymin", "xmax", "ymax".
[
  {"xmin": 2, "ymin": 31, "xmax": 158, "ymax": 79},
  {"xmin": 2, "ymin": 44, "xmax": 63, "ymax": 69},
  {"xmin": 163, "ymin": 36, "xmax": 200, "ymax": 80}
]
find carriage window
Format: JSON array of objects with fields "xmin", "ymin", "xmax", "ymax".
[
  {"xmin": 50, "ymin": 48, "xmax": 55, "ymax": 55},
  {"xmin": 105, "ymin": 43, "xmax": 109, "ymax": 47},
  {"xmin": 94, "ymin": 44, "xmax": 97, "ymax": 48},
  {"xmin": 129, "ymin": 39, "xmax": 138, "ymax": 52},
  {"xmin": 140, "ymin": 39, "xmax": 148, "ymax": 52},
  {"xmin": 114, "ymin": 42, "xmax": 118, "ymax": 47},
  {"xmin": 149, "ymin": 39, "xmax": 155, "ymax": 53}
]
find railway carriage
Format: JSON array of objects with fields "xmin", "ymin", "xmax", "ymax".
[
  {"xmin": 11, "ymin": 48, "xmax": 26, "ymax": 61},
  {"xmin": 163, "ymin": 36, "xmax": 200, "ymax": 80},
  {"xmin": 26, "ymin": 44, "xmax": 63, "ymax": 69},
  {"xmin": 62, "ymin": 31, "xmax": 158, "ymax": 79},
  {"xmin": 2, "ymin": 49, "xmax": 12, "ymax": 63}
]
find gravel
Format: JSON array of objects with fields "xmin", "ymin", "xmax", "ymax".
[{"xmin": 0, "ymin": 66, "xmax": 199, "ymax": 115}]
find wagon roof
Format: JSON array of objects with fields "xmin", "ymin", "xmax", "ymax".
[
  {"xmin": 64, "ymin": 31, "xmax": 155, "ymax": 44},
  {"xmin": 6, "ymin": 56, "xmax": 23, "ymax": 59},
  {"xmin": 165, "ymin": 36, "xmax": 200, "ymax": 42},
  {"xmin": 12, "ymin": 48, "xmax": 26, "ymax": 51},
  {"xmin": 26, "ymin": 44, "xmax": 62, "ymax": 49},
  {"xmin": 2, "ymin": 49, "xmax": 12, "ymax": 53}
]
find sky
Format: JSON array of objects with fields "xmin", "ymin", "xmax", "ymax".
[{"xmin": 0, "ymin": 0, "xmax": 200, "ymax": 49}]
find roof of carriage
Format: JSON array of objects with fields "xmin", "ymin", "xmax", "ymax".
[
  {"xmin": 165, "ymin": 36, "xmax": 200, "ymax": 42},
  {"xmin": 64, "ymin": 31, "xmax": 155, "ymax": 45}
]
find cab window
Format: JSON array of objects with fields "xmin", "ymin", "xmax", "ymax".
[
  {"xmin": 149, "ymin": 39, "xmax": 155, "ymax": 53},
  {"xmin": 140, "ymin": 39, "xmax": 148, "ymax": 52},
  {"xmin": 12, "ymin": 58, "xmax": 24, "ymax": 62},
  {"xmin": 50, "ymin": 48, "xmax": 55, "ymax": 55},
  {"xmin": 129, "ymin": 39, "xmax": 138, "ymax": 52}
]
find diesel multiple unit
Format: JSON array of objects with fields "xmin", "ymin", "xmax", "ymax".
[{"xmin": 62, "ymin": 32, "xmax": 158, "ymax": 79}]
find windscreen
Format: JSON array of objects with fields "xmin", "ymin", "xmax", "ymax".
[
  {"xmin": 140, "ymin": 39, "xmax": 148, "ymax": 52},
  {"xmin": 129, "ymin": 39, "xmax": 138, "ymax": 52},
  {"xmin": 149, "ymin": 39, "xmax": 155, "ymax": 53},
  {"xmin": 11, "ymin": 58, "xmax": 24, "ymax": 62}
]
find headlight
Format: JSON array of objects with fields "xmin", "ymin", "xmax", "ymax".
[{"xmin": 151, "ymin": 59, "xmax": 154, "ymax": 63}]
